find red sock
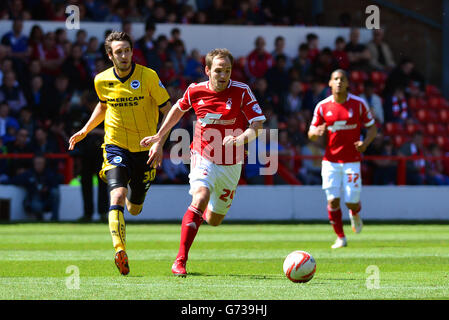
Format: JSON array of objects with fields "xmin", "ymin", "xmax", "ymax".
[
  {"xmin": 349, "ymin": 202, "xmax": 361, "ymax": 216},
  {"xmin": 328, "ymin": 206, "xmax": 345, "ymax": 238},
  {"xmin": 176, "ymin": 205, "xmax": 203, "ymax": 261}
]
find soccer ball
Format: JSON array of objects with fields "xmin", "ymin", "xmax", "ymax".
[{"xmin": 283, "ymin": 250, "xmax": 316, "ymax": 283}]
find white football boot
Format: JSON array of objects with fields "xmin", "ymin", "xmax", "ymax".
[
  {"xmin": 331, "ymin": 237, "xmax": 347, "ymax": 249},
  {"xmin": 350, "ymin": 213, "xmax": 363, "ymax": 234}
]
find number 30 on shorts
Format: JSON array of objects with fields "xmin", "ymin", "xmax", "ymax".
[
  {"xmin": 143, "ymin": 169, "xmax": 156, "ymax": 183},
  {"xmin": 219, "ymin": 189, "xmax": 235, "ymax": 202}
]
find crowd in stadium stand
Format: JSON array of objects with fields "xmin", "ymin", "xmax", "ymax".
[{"xmin": 1, "ymin": 2, "xmax": 449, "ymax": 191}]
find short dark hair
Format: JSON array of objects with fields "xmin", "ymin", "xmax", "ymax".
[
  {"xmin": 205, "ymin": 48, "xmax": 234, "ymax": 69},
  {"xmin": 104, "ymin": 31, "xmax": 133, "ymax": 55}
]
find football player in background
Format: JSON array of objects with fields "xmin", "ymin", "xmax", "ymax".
[
  {"xmin": 308, "ymin": 69, "xmax": 377, "ymax": 248},
  {"xmin": 140, "ymin": 48, "xmax": 266, "ymax": 276},
  {"xmin": 69, "ymin": 31, "xmax": 172, "ymax": 275}
]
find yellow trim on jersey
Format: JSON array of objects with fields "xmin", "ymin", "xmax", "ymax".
[{"xmin": 94, "ymin": 63, "xmax": 170, "ymax": 152}]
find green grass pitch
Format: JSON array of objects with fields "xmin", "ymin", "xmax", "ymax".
[{"xmin": 0, "ymin": 222, "xmax": 448, "ymax": 300}]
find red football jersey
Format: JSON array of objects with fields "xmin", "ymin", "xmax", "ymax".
[
  {"xmin": 310, "ymin": 93, "xmax": 375, "ymax": 163},
  {"xmin": 177, "ymin": 80, "xmax": 266, "ymax": 165}
]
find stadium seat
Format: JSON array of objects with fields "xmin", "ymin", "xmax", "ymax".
[
  {"xmin": 405, "ymin": 122, "xmax": 424, "ymax": 135},
  {"xmin": 422, "ymin": 136, "xmax": 435, "ymax": 148},
  {"xmin": 439, "ymin": 109, "xmax": 449, "ymax": 123},
  {"xmin": 426, "ymin": 84, "xmax": 442, "ymax": 97},
  {"xmin": 428, "ymin": 97, "xmax": 447, "ymax": 110},
  {"xmin": 425, "ymin": 123, "xmax": 446, "ymax": 136},
  {"xmin": 415, "ymin": 109, "xmax": 438, "ymax": 123},
  {"xmin": 407, "ymin": 97, "xmax": 427, "ymax": 111},
  {"xmin": 349, "ymin": 70, "xmax": 368, "ymax": 83},
  {"xmin": 436, "ymin": 136, "xmax": 449, "ymax": 152},
  {"xmin": 384, "ymin": 122, "xmax": 405, "ymax": 136},
  {"xmin": 392, "ymin": 134, "xmax": 409, "ymax": 148},
  {"xmin": 370, "ymin": 71, "xmax": 387, "ymax": 84}
]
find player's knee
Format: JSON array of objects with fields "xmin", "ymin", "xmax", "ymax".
[
  {"xmin": 191, "ymin": 187, "xmax": 210, "ymax": 211},
  {"xmin": 328, "ymin": 198, "xmax": 340, "ymax": 209},
  {"xmin": 345, "ymin": 202, "xmax": 360, "ymax": 211},
  {"xmin": 205, "ymin": 211, "xmax": 225, "ymax": 227},
  {"xmin": 110, "ymin": 187, "xmax": 127, "ymax": 206}
]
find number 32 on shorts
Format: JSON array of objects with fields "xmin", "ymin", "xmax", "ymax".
[{"xmin": 347, "ymin": 173, "xmax": 359, "ymax": 184}]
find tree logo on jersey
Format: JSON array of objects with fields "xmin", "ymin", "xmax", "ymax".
[
  {"xmin": 131, "ymin": 80, "xmax": 140, "ymax": 89},
  {"xmin": 252, "ymin": 104, "xmax": 262, "ymax": 114},
  {"xmin": 226, "ymin": 98, "xmax": 232, "ymax": 110}
]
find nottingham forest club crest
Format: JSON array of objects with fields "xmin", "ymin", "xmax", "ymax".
[{"xmin": 226, "ymin": 98, "xmax": 232, "ymax": 109}]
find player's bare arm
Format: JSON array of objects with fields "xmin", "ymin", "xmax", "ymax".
[
  {"xmin": 68, "ymin": 102, "xmax": 107, "ymax": 150},
  {"xmin": 307, "ymin": 123, "xmax": 327, "ymax": 142},
  {"xmin": 140, "ymin": 102, "xmax": 184, "ymax": 152},
  {"xmin": 223, "ymin": 119, "xmax": 265, "ymax": 147},
  {"xmin": 354, "ymin": 124, "xmax": 377, "ymax": 153},
  {"xmin": 146, "ymin": 101, "xmax": 173, "ymax": 168}
]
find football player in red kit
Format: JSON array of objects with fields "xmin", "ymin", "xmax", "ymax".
[
  {"xmin": 308, "ymin": 69, "xmax": 377, "ymax": 248},
  {"xmin": 140, "ymin": 48, "xmax": 266, "ymax": 275}
]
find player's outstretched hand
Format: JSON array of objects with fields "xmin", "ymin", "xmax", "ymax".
[
  {"xmin": 140, "ymin": 135, "xmax": 160, "ymax": 147},
  {"xmin": 68, "ymin": 129, "xmax": 87, "ymax": 150},
  {"xmin": 354, "ymin": 141, "xmax": 367, "ymax": 153},
  {"xmin": 147, "ymin": 143, "xmax": 163, "ymax": 167}
]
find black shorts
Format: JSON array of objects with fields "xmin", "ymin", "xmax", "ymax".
[{"xmin": 99, "ymin": 144, "xmax": 156, "ymax": 205}]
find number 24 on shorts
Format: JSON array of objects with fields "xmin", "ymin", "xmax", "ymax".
[{"xmin": 219, "ymin": 189, "xmax": 235, "ymax": 202}]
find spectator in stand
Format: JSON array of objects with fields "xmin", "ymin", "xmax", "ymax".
[
  {"xmin": 1, "ymin": 18, "xmax": 29, "ymax": 65},
  {"xmin": 83, "ymin": 37, "xmax": 102, "ymax": 79},
  {"xmin": 169, "ymin": 39, "xmax": 187, "ymax": 76},
  {"xmin": 426, "ymin": 144, "xmax": 449, "ymax": 185},
  {"xmin": 5, "ymin": 127, "xmax": 33, "ymax": 177},
  {"xmin": 302, "ymin": 78, "xmax": 329, "ymax": 113},
  {"xmin": 298, "ymin": 136, "xmax": 324, "ymax": 185},
  {"xmin": 159, "ymin": 142, "xmax": 189, "ymax": 184},
  {"xmin": 73, "ymin": 29, "xmax": 88, "ymax": 53},
  {"xmin": 27, "ymin": 24, "xmax": 44, "ymax": 54},
  {"xmin": 345, "ymin": 28, "xmax": 367, "ymax": 69},
  {"xmin": 53, "ymin": 74, "xmax": 73, "ymax": 117},
  {"xmin": 54, "ymin": 28, "xmax": 68, "ymax": 58},
  {"xmin": 31, "ymin": 31, "xmax": 64, "ymax": 77},
  {"xmin": 384, "ymin": 86, "xmax": 409, "ymax": 124},
  {"xmin": 292, "ymin": 43, "xmax": 313, "ymax": 83},
  {"xmin": 25, "ymin": 75, "xmax": 47, "ymax": 117},
  {"xmin": 0, "ymin": 102, "xmax": 19, "ymax": 142},
  {"xmin": 155, "ymin": 34, "xmax": 170, "ymax": 68},
  {"xmin": 61, "ymin": 44, "xmax": 90, "ymax": 92},
  {"xmin": 383, "ymin": 57, "xmax": 425, "ymax": 97},
  {"xmin": 0, "ymin": 70, "xmax": 27, "ymax": 116},
  {"xmin": 332, "ymin": 36, "xmax": 350, "ymax": 70},
  {"xmin": 206, "ymin": 0, "xmax": 231, "ymax": 24},
  {"xmin": 253, "ymin": 77, "xmax": 275, "ymax": 110},
  {"xmin": 17, "ymin": 106, "xmax": 35, "ymax": 135},
  {"xmin": 136, "ymin": 21, "xmax": 157, "ymax": 66},
  {"xmin": 366, "ymin": 28, "xmax": 395, "ymax": 72},
  {"xmin": 360, "ymin": 80, "xmax": 384, "ymax": 125},
  {"xmin": 245, "ymin": 36, "xmax": 273, "ymax": 82},
  {"xmin": 271, "ymin": 36, "xmax": 291, "ymax": 68},
  {"xmin": 397, "ymin": 130, "xmax": 425, "ymax": 185},
  {"xmin": 10, "ymin": 155, "xmax": 61, "ymax": 221},
  {"xmin": 364, "ymin": 133, "xmax": 397, "ymax": 185},
  {"xmin": 265, "ymin": 54, "xmax": 290, "ymax": 103},
  {"xmin": 312, "ymin": 47, "xmax": 339, "ymax": 82},
  {"xmin": 184, "ymin": 49, "xmax": 206, "ymax": 82},
  {"xmin": 282, "ymin": 80, "xmax": 304, "ymax": 117},
  {"xmin": 0, "ymin": 137, "xmax": 8, "ymax": 183},
  {"xmin": 32, "ymin": 127, "xmax": 59, "ymax": 155},
  {"xmin": 306, "ymin": 33, "xmax": 320, "ymax": 62}
]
